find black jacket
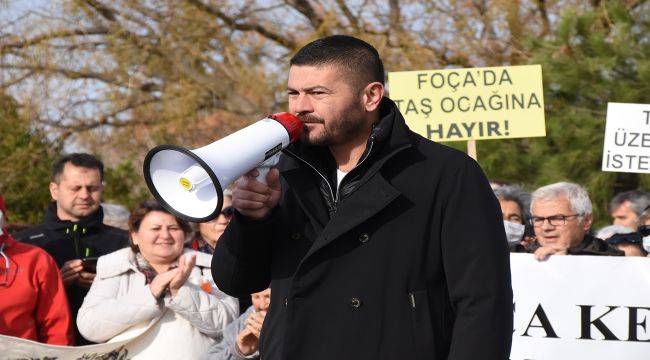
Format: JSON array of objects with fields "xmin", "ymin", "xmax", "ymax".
[
  {"xmin": 212, "ymin": 98, "xmax": 513, "ymax": 360},
  {"xmin": 15, "ymin": 202, "xmax": 128, "ymax": 344}
]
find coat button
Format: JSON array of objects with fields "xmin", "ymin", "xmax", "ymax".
[
  {"xmin": 358, "ymin": 233, "xmax": 370, "ymax": 244},
  {"xmin": 291, "ymin": 232, "xmax": 301, "ymax": 240},
  {"xmin": 350, "ymin": 297, "xmax": 362, "ymax": 308},
  {"xmin": 283, "ymin": 297, "xmax": 288, "ymax": 306}
]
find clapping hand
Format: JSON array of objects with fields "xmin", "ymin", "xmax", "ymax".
[
  {"xmin": 236, "ymin": 311, "xmax": 267, "ymax": 356},
  {"xmin": 169, "ymin": 254, "xmax": 196, "ymax": 297}
]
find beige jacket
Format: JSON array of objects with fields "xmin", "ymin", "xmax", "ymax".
[{"xmin": 77, "ymin": 247, "xmax": 238, "ymax": 359}]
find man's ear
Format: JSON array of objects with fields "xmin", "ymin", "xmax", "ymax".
[
  {"xmin": 49, "ymin": 182, "xmax": 59, "ymax": 201},
  {"xmin": 582, "ymin": 213, "xmax": 593, "ymax": 232},
  {"xmin": 362, "ymin": 82, "xmax": 384, "ymax": 112}
]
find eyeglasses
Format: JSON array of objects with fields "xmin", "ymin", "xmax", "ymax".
[
  {"xmin": 219, "ymin": 206, "xmax": 234, "ymax": 219},
  {"xmin": 530, "ymin": 214, "xmax": 581, "ymax": 227},
  {"xmin": 0, "ymin": 243, "xmax": 9, "ymax": 287}
]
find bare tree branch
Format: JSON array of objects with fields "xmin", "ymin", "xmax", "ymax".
[
  {"xmin": 187, "ymin": 0, "xmax": 297, "ymax": 49},
  {"xmin": 0, "ymin": 27, "xmax": 108, "ymax": 51},
  {"xmin": 2, "ymin": 64, "xmax": 118, "ymax": 84}
]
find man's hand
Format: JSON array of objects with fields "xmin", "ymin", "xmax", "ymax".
[
  {"xmin": 521, "ymin": 235, "xmax": 535, "ymax": 250},
  {"xmin": 75, "ymin": 271, "xmax": 96, "ymax": 289},
  {"xmin": 169, "ymin": 254, "xmax": 196, "ymax": 297},
  {"xmin": 236, "ymin": 311, "xmax": 267, "ymax": 356},
  {"xmin": 60, "ymin": 259, "xmax": 83, "ymax": 288},
  {"xmin": 534, "ymin": 245, "xmax": 568, "ymax": 261},
  {"xmin": 232, "ymin": 168, "xmax": 281, "ymax": 220}
]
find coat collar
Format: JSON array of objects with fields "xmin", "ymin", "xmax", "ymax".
[
  {"xmin": 280, "ymin": 97, "xmax": 413, "ymax": 229},
  {"xmin": 283, "ymin": 97, "xmax": 414, "ymax": 176},
  {"xmin": 281, "ymin": 98, "xmax": 414, "ymax": 265},
  {"xmin": 97, "ymin": 247, "xmax": 212, "ymax": 279},
  {"xmin": 44, "ymin": 201, "xmax": 104, "ymax": 232}
]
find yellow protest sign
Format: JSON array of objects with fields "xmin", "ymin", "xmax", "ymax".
[{"xmin": 387, "ymin": 65, "xmax": 546, "ymax": 142}]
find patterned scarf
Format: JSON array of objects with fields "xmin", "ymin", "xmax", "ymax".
[{"xmin": 135, "ymin": 252, "xmax": 178, "ymax": 285}]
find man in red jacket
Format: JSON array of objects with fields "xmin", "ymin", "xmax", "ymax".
[{"xmin": 0, "ymin": 195, "xmax": 74, "ymax": 345}]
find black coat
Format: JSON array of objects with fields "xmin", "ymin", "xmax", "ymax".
[
  {"xmin": 15, "ymin": 203, "xmax": 128, "ymax": 344},
  {"xmin": 212, "ymin": 98, "xmax": 513, "ymax": 360}
]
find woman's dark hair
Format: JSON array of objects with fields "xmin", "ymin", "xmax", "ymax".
[{"xmin": 127, "ymin": 199, "xmax": 192, "ymax": 252}]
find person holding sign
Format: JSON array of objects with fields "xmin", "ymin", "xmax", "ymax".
[
  {"xmin": 530, "ymin": 182, "xmax": 624, "ymax": 260},
  {"xmin": 212, "ymin": 35, "xmax": 512, "ymax": 360}
]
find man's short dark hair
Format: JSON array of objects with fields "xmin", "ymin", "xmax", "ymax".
[
  {"xmin": 608, "ymin": 190, "xmax": 650, "ymax": 216},
  {"xmin": 53, "ymin": 153, "xmax": 104, "ymax": 183},
  {"xmin": 290, "ymin": 35, "xmax": 385, "ymax": 89}
]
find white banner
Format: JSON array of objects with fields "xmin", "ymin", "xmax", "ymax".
[
  {"xmin": 601, "ymin": 102, "xmax": 650, "ymax": 174},
  {"xmin": 0, "ymin": 313, "xmax": 158, "ymax": 359},
  {"xmin": 3, "ymin": 255, "xmax": 649, "ymax": 359},
  {"xmin": 0, "ymin": 335, "xmax": 130, "ymax": 360},
  {"xmin": 511, "ymin": 253, "xmax": 650, "ymax": 360}
]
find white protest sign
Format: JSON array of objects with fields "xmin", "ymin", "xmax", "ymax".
[
  {"xmin": 510, "ymin": 254, "xmax": 650, "ymax": 360},
  {"xmin": 602, "ymin": 102, "xmax": 650, "ymax": 173}
]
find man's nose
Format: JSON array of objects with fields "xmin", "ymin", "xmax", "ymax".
[
  {"xmin": 79, "ymin": 187, "xmax": 91, "ymax": 199},
  {"xmin": 291, "ymin": 94, "xmax": 313, "ymax": 115}
]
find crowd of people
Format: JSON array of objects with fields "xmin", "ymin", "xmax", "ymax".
[
  {"xmin": 1, "ymin": 154, "xmax": 647, "ymax": 358},
  {"xmin": 0, "ymin": 153, "xmax": 267, "ymax": 359},
  {"xmin": 0, "ymin": 34, "xmax": 648, "ymax": 359},
  {"xmin": 493, "ymin": 182, "xmax": 650, "ymax": 258}
]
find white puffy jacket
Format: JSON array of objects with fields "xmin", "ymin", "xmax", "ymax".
[{"xmin": 77, "ymin": 247, "xmax": 238, "ymax": 359}]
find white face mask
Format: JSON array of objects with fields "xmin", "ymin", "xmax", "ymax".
[
  {"xmin": 642, "ymin": 235, "xmax": 650, "ymax": 253},
  {"xmin": 503, "ymin": 220, "xmax": 525, "ymax": 245}
]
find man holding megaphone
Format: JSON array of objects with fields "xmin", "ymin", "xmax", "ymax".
[{"xmin": 209, "ymin": 35, "xmax": 512, "ymax": 360}]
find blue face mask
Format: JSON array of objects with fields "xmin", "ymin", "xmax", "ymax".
[{"xmin": 503, "ymin": 220, "xmax": 525, "ymax": 245}]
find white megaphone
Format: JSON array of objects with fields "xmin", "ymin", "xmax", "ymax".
[{"xmin": 143, "ymin": 112, "xmax": 303, "ymax": 222}]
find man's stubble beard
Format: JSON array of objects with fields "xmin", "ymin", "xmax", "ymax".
[
  {"xmin": 300, "ymin": 104, "xmax": 367, "ymax": 147},
  {"xmin": 60, "ymin": 202, "xmax": 100, "ymax": 220}
]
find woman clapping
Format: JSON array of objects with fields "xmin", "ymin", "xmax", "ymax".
[{"xmin": 77, "ymin": 200, "xmax": 238, "ymax": 359}]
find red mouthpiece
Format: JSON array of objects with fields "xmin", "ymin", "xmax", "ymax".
[{"xmin": 270, "ymin": 112, "xmax": 303, "ymax": 143}]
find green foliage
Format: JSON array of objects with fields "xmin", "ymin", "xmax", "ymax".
[
  {"xmin": 0, "ymin": 94, "xmax": 149, "ymax": 222},
  {"xmin": 0, "ymin": 95, "xmax": 55, "ymax": 224},
  {"xmin": 103, "ymin": 159, "xmax": 151, "ymax": 212},
  {"xmin": 479, "ymin": 1, "xmax": 650, "ymax": 227}
]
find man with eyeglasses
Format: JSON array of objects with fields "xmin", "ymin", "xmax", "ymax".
[
  {"xmin": 0, "ymin": 194, "xmax": 74, "ymax": 345},
  {"xmin": 529, "ymin": 182, "xmax": 623, "ymax": 261}
]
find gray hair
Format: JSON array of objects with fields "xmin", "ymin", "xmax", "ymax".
[
  {"xmin": 608, "ymin": 190, "xmax": 650, "ymax": 216},
  {"xmin": 493, "ymin": 185, "xmax": 531, "ymax": 221},
  {"xmin": 595, "ymin": 224, "xmax": 635, "ymax": 240},
  {"xmin": 530, "ymin": 182, "xmax": 593, "ymax": 216}
]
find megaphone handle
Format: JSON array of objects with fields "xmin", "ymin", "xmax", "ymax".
[{"xmin": 255, "ymin": 154, "xmax": 280, "ymax": 185}]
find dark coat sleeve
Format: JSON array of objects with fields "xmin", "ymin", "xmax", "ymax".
[
  {"xmin": 440, "ymin": 155, "xmax": 513, "ymax": 360},
  {"xmin": 211, "ymin": 210, "xmax": 276, "ymax": 297}
]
